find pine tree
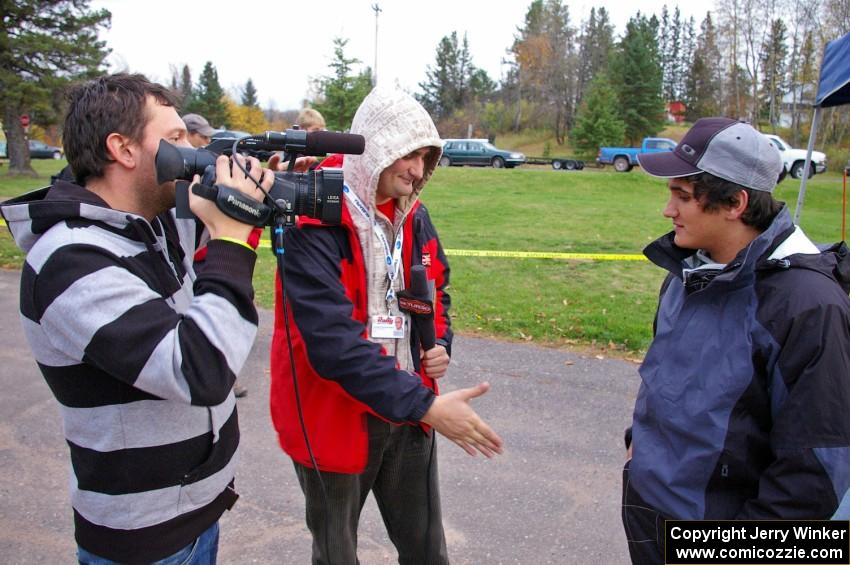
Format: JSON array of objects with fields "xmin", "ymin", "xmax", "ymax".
[
  {"xmin": 685, "ymin": 13, "xmax": 722, "ymax": 121},
  {"xmin": 241, "ymin": 78, "xmax": 259, "ymax": 108},
  {"xmin": 659, "ymin": 5, "xmax": 686, "ymax": 102},
  {"xmin": 541, "ymin": 0, "xmax": 578, "ymax": 144},
  {"xmin": 760, "ymin": 19, "xmax": 788, "ymax": 129},
  {"xmin": 576, "ymin": 8, "xmax": 615, "ymax": 108},
  {"xmin": 505, "ymin": 0, "xmax": 548, "ymax": 130},
  {"xmin": 678, "ymin": 17, "xmax": 697, "ymax": 105},
  {"xmin": 791, "ymin": 29, "xmax": 818, "ymax": 142},
  {"xmin": 507, "ymin": 0, "xmax": 578, "ymax": 138},
  {"xmin": 610, "ymin": 14, "xmax": 665, "ymax": 144},
  {"xmin": 659, "ymin": 5, "xmax": 672, "ymax": 99},
  {"xmin": 179, "ymin": 65, "xmax": 193, "ymax": 109},
  {"xmin": 418, "ymin": 32, "xmax": 494, "ymax": 122},
  {"xmin": 311, "ymin": 37, "xmax": 372, "ymax": 132},
  {"xmin": 468, "ymin": 69, "xmax": 496, "ymax": 101},
  {"xmin": 185, "ymin": 62, "xmax": 228, "ymax": 128},
  {"xmin": 169, "ymin": 66, "xmax": 179, "ymax": 93},
  {"xmin": 455, "ymin": 34, "xmax": 473, "ymax": 111},
  {"xmin": 668, "ymin": 7, "xmax": 683, "ymax": 101},
  {"xmin": 1, "ymin": 1, "xmax": 110, "ymax": 175},
  {"xmin": 571, "ymin": 73, "xmax": 625, "ymax": 158},
  {"xmin": 784, "ymin": 1, "xmax": 819, "ymax": 144},
  {"xmin": 418, "ymin": 32, "xmax": 462, "ymax": 120}
]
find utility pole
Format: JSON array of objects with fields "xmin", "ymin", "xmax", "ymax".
[{"xmin": 372, "ymin": 3, "xmax": 381, "ymax": 86}]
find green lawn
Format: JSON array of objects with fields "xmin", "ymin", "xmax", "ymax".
[{"xmin": 3, "ymin": 161, "xmax": 848, "ymax": 354}]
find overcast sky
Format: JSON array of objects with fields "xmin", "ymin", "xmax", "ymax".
[{"xmin": 91, "ymin": 0, "xmax": 708, "ymax": 111}]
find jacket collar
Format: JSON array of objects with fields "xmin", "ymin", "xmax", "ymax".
[
  {"xmin": 644, "ymin": 205, "xmax": 797, "ymax": 283},
  {"xmin": 1, "ymin": 180, "xmax": 160, "ymax": 254}
]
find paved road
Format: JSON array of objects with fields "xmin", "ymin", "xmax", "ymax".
[{"xmin": 0, "ymin": 267, "xmax": 640, "ymax": 564}]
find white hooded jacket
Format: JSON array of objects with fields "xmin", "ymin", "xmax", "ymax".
[{"xmin": 343, "ymin": 87, "xmax": 443, "ymax": 370}]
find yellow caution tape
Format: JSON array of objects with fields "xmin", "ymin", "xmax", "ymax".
[
  {"xmin": 443, "ymin": 248, "xmax": 647, "ymax": 261},
  {"xmin": 0, "ymin": 219, "xmax": 645, "ymax": 261},
  {"xmin": 257, "ymin": 238, "xmax": 645, "ymax": 261}
]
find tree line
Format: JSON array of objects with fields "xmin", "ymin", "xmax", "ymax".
[
  {"xmin": 2, "ymin": 0, "xmax": 849, "ymax": 175},
  {"xmin": 415, "ymin": 0, "xmax": 849, "ymax": 156},
  {"xmin": 0, "ymin": 1, "xmax": 373, "ymax": 175}
]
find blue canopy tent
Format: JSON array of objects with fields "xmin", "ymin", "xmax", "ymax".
[
  {"xmin": 812, "ymin": 32, "xmax": 850, "ymax": 522},
  {"xmin": 793, "ymin": 30, "xmax": 850, "ymax": 225}
]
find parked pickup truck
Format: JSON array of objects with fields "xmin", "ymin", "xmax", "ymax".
[
  {"xmin": 597, "ymin": 137, "xmax": 676, "ymax": 172},
  {"xmin": 763, "ymin": 134, "xmax": 827, "ymax": 179}
]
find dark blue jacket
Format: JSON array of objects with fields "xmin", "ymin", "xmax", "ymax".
[{"xmin": 624, "ymin": 206, "xmax": 850, "ymax": 562}]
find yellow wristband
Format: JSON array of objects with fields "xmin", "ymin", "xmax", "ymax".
[{"xmin": 215, "ymin": 237, "xmax": 254, "ymax": 251}]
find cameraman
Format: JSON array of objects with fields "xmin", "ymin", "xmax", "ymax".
[
  {"xmin": 270, "ymin": 87, "xmax": 503, "ymax": 564},
  {"xmin": 0, "ymin": 73, "xmax": 273, "ymax": 564}
]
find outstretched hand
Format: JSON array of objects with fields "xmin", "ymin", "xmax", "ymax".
[{"xmin": 421, "ymin": 382, "xmax": 504, "ymax": 458}]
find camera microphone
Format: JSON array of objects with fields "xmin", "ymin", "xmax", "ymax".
[
  {"xmin": 243, "ymin": 129, "xmax": 366, "ymax": 157},
  {"xmin": 398, "ymin": 265, "xmax": 436, "ymax": 350},
  {"xmin": 306, "ymin": 130, "xmax": 366, "ymax": 156}
]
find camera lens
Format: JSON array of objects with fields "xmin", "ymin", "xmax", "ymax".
[{"xmin": 271, "ymin": 169, "xmax": 343, "ymax": 225}]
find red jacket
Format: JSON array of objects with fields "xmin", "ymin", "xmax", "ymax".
[{"xmin": 269, "ymin": 198, "xmax": 452, "ymax": 473}]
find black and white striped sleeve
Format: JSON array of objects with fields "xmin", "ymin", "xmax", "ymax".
[{"xmin": 23, "ymin": 232, "xmax": 258, "ymax": 406}]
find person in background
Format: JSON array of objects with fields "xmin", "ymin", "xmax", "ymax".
[
  {"xmin": 294, "ymin": 107, "xmax": 343, "ymax": 169},
  {"xmin": 295, "ymin": 107, "xmax": 326, "ymax": 133},
  {"xmin": 182, "ymin": 112, "xmax": 217, "ymax": 148},
  {"xmin": 622, "ymin": 117, "xmax": 850, "ymax": 564}
]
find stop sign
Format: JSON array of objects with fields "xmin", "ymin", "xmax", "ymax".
[{"xmin": 20, "ymin": 114, "xmax": 30, "ymax": 128}]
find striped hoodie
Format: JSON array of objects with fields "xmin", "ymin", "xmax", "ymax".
[{"xmin": 0, "ymin": 180, "xmax": 257, "ymax": 563}]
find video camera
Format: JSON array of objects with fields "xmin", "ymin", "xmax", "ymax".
[{"xmin": 155, "ymin": 129, "xmax": 365, "ymax": 226}]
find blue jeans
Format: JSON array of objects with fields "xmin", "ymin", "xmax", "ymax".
[{"xmin": 77, "ymin": 521, "xmax": 219, "ymax": 565}]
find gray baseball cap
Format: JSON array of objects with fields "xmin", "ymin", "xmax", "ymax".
[
  {"xmin": 182, "ymin": 113, "xmax": 216, "ymax": 137},
  {"xmin": 637, "ymin": 117, "xmax": 783, "ymax": 192}
]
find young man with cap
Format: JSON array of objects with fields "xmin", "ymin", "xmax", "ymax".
[
  {"xmin": 622, "ymin": 117, "xmax": 850, "ymax": 564},
  {"xmin": 182, "ymin": 113, "xmax": 217, "ymax": 148}
]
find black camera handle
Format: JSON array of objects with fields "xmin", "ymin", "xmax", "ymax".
[{"xmin": 188, "ymin": 182, "xmax": 273, "ymax": 227}]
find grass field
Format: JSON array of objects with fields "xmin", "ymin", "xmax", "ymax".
[{"xmin": 2, "ymin": 160, "xmax": 848, "ymax": 355}]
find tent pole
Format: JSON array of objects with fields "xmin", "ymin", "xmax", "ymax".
[
  {"xmin": 843, "ymin": 168, "xmax": 847, "ymax": 242},
  {"xmin": 793, "ymin": 106, "xmax": 822, "ymax": 225}
]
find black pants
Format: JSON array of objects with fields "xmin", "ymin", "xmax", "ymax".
[
  {"xmin": 622, "ymin": 459, "xmax": 665, "ymax": 565},
  {"xmin": 293, "ymin": 415, "xmax": 448, "ymax": 565}
]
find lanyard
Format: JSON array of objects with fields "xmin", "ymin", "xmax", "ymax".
[{"xmin": 343, "ymin": 185, "xmax": 405, "ymax": 309}]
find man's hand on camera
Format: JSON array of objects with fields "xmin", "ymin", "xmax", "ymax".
[
  {"xmin": 268, "ymin": 153, "xmax": 317, "ymax": 172},
  {"xmin": 189, "ymin": 154, "xmax": 273, "ymax": 242},
  {"xmin": 421, "ymin": 382, "xmax": 504, "ymax": 458}
]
